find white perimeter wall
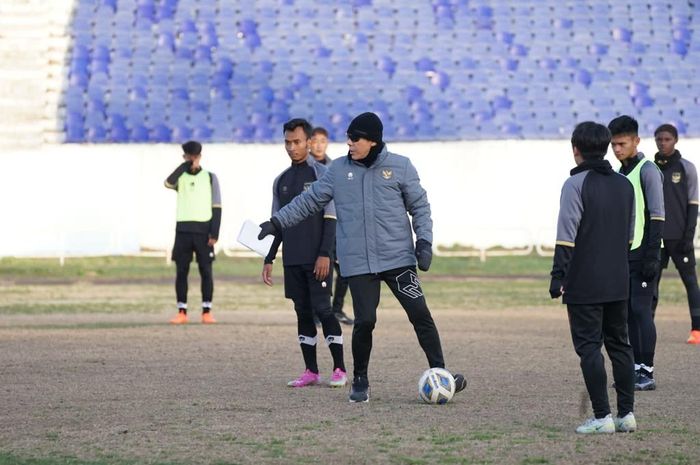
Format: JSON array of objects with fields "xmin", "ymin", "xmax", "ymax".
[{"xmin": 3, "ymin": 138, "xmax": 700, "ymax": 257}]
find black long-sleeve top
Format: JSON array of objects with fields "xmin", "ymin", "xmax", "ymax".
[
  {"xmin": 265, "ymin": 157, "xmax": 336, "ymax": 266},
  {"xmin": 551, "ymin": 160, "xmax": 635, "ymax": 304}
]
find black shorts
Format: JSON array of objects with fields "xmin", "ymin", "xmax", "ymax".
[
  {"xmin": 171, "ymin": 232, "xmax": 215, "ymax": 264},
  {"xmin": 661, "ymin": 239, "xmax": 696, "ymax": 270},
  {"xmin": 283, "ymin": 263, "xmax": 332, "ymax": 301}
]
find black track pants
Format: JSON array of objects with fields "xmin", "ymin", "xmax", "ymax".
[
  {"xmin": 175, "ymin": 260, "xmax": 213, "ymax": 303},
  {"xmin": 567, "ymin": 300, "xmax": 635, "ymax": 418},
  {"xmin": 628, "ymin": 269, "xmax": 657, "ymax": 367},
  {"xmin": 332, "ymin": 261, "xmax": 350, "ymax": 314},
  {"xmin": 657, "ymin": 242, "xmax": 700, "ymax": 329},
  {"xmin": 347, "ymin": 266, "xmax": 444, "ymax": 379}
]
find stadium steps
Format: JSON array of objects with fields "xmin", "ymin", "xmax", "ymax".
[{"xmin": 0, "ymin": 0, "xmax": 71, "ymax": 145}]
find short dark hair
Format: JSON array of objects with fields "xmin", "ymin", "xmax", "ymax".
[
  {"xmin": 571, "ymin": 121, "xmax": 611, "ymax": 160},
  {"xmin": 283, "ymin": 118, "xmax": 313, "ymax": 138},
  {"xmin": 312, "ymin": 127, "xmax": 328, "ymax": 138},
  {"xmin": 181, "ymin": 140, "xmax": 202, "ymax": 155},
  {"xmin": 654, "ymin": 123, "xmax": 678, "ymax": 140},
  {"xmin": 608, "ymin": 115, "xmax": 638, "ymax": 137}
]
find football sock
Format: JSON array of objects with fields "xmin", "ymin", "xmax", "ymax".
[
  {"xmin": 325, "ymin": 335, "xmax": 345, "ymax": 372},
  {"xmin": 177, "ymin": 302, "xmax": 187, "ymax": 314},
  {"xmin": 202, "ymin": 301, "xmax": 212, "ymax": 314},
  {"xmin": 299, "ymin": 335, "xmax": 319, "ymax": 374}
]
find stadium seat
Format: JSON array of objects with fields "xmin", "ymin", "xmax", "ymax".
[{"xmin": 60, "ymin": 0, "xmax": 700, "ymax": 142}]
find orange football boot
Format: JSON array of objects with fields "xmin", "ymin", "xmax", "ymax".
[{"xmin": 169, "ymin": 311, "xmax": 189, "ymax": 325}]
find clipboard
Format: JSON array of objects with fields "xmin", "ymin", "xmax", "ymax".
[{"xmin": 237, "ymin": 220, "xmax": 275, "ymax": 257}]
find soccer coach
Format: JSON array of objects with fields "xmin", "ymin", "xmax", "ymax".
[
  {"xmin": 258, "ymin": 112, "xmax": 465, "ymax": 403},
  {"xmin": 549, "ymin": 122, "xmax": 637, "ymax": 434}
]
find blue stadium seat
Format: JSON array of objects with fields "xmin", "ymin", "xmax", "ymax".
[
  {"xmin": 86, "ymin": 123, "xmax": 108, "ymax": 142},
  {"xmin": 61, "ymin": 0, "xmax": 700, "ymax": 142}
]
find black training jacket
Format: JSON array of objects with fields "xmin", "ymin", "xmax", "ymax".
[{"xmin": 552, "ymin": 160, "xmax": 635, "ymax": 304}]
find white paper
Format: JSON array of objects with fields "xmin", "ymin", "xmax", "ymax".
[{"xmin": 237, "ymin": 220, "xmax": 275, "ymax": 257}]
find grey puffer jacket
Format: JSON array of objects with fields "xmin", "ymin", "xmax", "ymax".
[{"xmin": 273, "ymin": 145, "xmax": 433, "ymax": 277}]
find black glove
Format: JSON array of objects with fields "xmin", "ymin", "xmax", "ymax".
[
  {"xmin": 549, "ymin": 277, "xmax": 563, "ymax": 299},
  {"xmin": 677, "ymin": 239, "xmax": 695, "ymax": 255},
  {"xmin": 258, "ymin": 217, "xmax": 282, "ymax": 240},
  {"xmin": 415, "ymin": 239, "xmax": 432, "ymax": 272},
  {"xmin": 640, "ymin": 258, "xmax": 660, "ymax": 281}
]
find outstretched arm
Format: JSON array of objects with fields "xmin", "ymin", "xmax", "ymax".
[{"xmin": 259, "ymin": 170, "xmax": 335, "ymax": 239}]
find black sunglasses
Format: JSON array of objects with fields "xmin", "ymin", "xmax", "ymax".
[{"xmin": 347, "ymin": 132, "xmax": 368, "ymax": 142}]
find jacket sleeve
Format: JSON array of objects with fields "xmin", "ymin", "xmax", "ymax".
[
  {"xmin": 683, "ymin": 159, "xmax": 699, "ymax": 241},
  {"xmin": 641, "ymin": 163, "xmax": 665, "ymax": 254},
  {"xmin": 263, "ymin": 174, "xmax": 284, "ymax": 263},
  {"xmin": 271, "ymin": 172, "xmax": 282, "ymax": 215},
  {"xmin": 273, "ymin": 167, "xmax": 334, "ymax": 229},
  {"xmin": 551, "ymin": 177, "xmax": 583, "ymax": 280},
  {"xmin": 401, "ymin": 159, "xmax": 433, "ymax": 244},
  {"xmin": 555, "ymin": 177, "xmax": 583, "ymax": 248},
  {"xmin": 312, "ymin": 162, "xmax": 337, "ymax": 257},
  {"xmin": 264, "ymin": 236, "xmax": 282, "ymax": 264},
  {"xmin": 641, "ymin": 162, "xmax": 665, "ymax": 222},
  {"xmin": 312, "ymin": 161, "xmax": 337, "ymax": 221},
  {"xmin": 164, "ymin": 162, "xmax": 190, "ymax": 189},
  {"xmin": 318, "ymin": 218, "xmax": 336, "ymax": 257},
  {"xmin": 209, "ymin": 172, "xmax": 222, "ymax": 239}
]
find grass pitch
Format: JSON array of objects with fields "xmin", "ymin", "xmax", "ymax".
[{"xmin": 0, "ymin": 255, "xmax": 698, "ymax": 465}]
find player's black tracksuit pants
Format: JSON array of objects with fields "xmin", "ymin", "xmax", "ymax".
[
  {"xmin": 332, "ymin": 261, "xmax": 350, "ymax": 315},
  {"xmin": 285, "ymin": 264, "xmax": 344, "ymax": 373},
  {"xmin": 347, "ymin": 266, "xmax": 444, "ymax": 379},
  {"xmin": 172, "ymin": 232, "xmax": 214, "ymax": 304},
  {"xmin": 628, "ymin": 262, "xmax": 658, "ymax": 368},
  {"xmin": 567, "ymin": 300, "xmax": 635, "ymax": 419},
  {"xmin": 656, "ymin": 239, "xmax": 700, "ymax": 330}
]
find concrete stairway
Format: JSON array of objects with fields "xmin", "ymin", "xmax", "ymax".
[{"xmin": 0, "ymin": 0, "xmax": 73, "ymax": 146}]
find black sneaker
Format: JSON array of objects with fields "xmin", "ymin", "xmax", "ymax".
[
  {"xmin": 613, "ymin": 369, "xmax": 639, "ymax": 389},
  {"xmin": 335, "ymin": 311, "xmax": 354, "ymax": 325},
  {"xmin": 349, "ymin": 375, "xmax": 369, "ymax": 403},
  {"xmin": 453, "ymin": 373, "xmax": 467, "ymax": 393},
  {"xmin": 635, "ymin": 372, "xmax": 656, "ymax": 391}
]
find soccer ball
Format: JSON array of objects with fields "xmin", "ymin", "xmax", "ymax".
[{"xmin": 418, "ymin": 367, "xmax": 455, "ymax": 404}]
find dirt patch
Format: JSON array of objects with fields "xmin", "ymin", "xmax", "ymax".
[{"xmin": 1, "ymin": 303, "xmax": 698, "ymax": 464}]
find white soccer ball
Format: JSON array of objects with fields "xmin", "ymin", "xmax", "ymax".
[{"xmin": 418, "ymin": 367, "xmax": 456, "ymax": 404}]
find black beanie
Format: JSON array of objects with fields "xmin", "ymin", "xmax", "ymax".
[
  {"xmin": 347, "ymin": 112, "xmax": 383, "ymax": 143},
  {"xmin": 182, "ymin": 140, "xmax": 202, "ymax": 155}
]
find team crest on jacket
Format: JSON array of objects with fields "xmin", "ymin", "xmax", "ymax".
[
  {"xmin": 382, "ymin": 169, "xmax": 393, "ymax": 180},
  {"xmin": 672, "ymin": 172, "xmax": 682, "ymax": 183},
  {"xmin": 347, "ymin": 172, "xmax": 354, "ymax": 181}
]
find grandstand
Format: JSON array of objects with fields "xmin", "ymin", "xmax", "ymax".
[{"xmin": 35, "ymin": 0, "xmax": 700, "ymax": 144}]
